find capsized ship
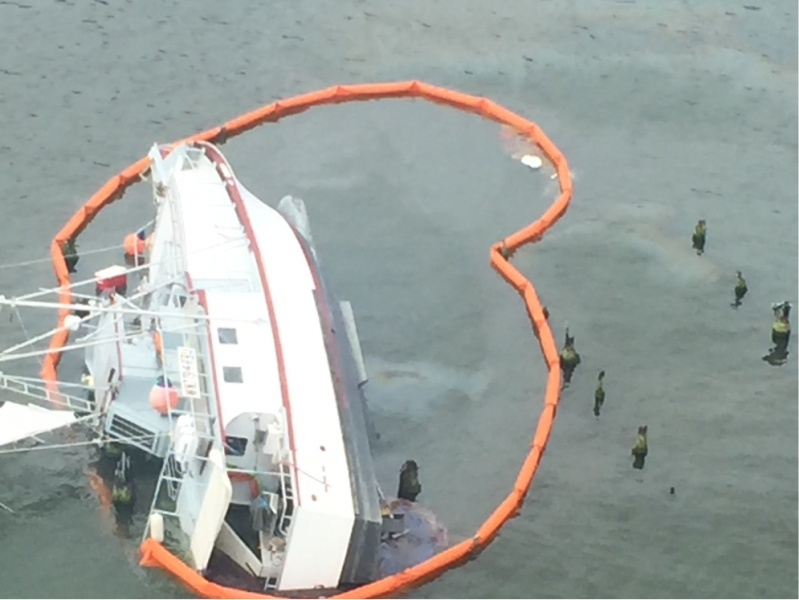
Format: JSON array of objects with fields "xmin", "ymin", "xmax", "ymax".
[
  {"xmin": 127, "ymin": 140, "xmax": 384, "ymax": 592},
  {"xmin": 0, "ymin": 140, "xmax": 447, "ymax": 595}
]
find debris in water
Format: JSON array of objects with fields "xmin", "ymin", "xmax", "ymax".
[{"xmin": 521, "ymin": 154, "xmax": 543, "ymax": 170}]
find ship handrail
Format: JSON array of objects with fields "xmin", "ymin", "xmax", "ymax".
[{"xmin": 0, "ymin": 372, "xmax": 95, "ymax": 414}]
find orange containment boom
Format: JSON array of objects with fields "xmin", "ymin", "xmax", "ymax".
[{"xmin": 41, "ymin": 81, "xmax": 573, "ymax": 599}]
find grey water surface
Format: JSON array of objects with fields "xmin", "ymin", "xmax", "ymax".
[{"xmin": 0, "ymin": 1, "xmax": 796, "ymax": 598}]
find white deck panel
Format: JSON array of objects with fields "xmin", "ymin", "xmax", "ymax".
[
  {"xmin": 278, "ymin": 507, "xmax": 355, "ymax": 591},
  {"xmin": 0, "ymin": 402, "xmax": 76, "ymax": 448},
  {"xmin": 244, "ymin": 190, "xmax": 354, "ymax": 517},
  {"xmin": 203, "ymin": 292, "xmax": 283, "ymax": 428},
  {"xmin": 190, "ymin": 278, "xmax": 253, "ymax": 294},
  {"xmin": 171, "ymin": 167, "xmax": 257, "ymax": 287}
]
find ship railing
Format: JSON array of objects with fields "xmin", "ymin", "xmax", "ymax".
[
  {"xmin": 145, "ymin": 434, "xmax": 219, "ymax": 539},
  {"xmin": 0, "ymin": 372, "xmax": 96, "ymax": 415},
  {"xmin": 165, "ymin": 170, "xmax": 189, "ymax": 277},
  {"xmin": 276, "ymin": 454, "xmax": 296, "ymax": 537},
  {"xmin": 144, "ymin": 302, "xmax": 224, "ymax": 536}
]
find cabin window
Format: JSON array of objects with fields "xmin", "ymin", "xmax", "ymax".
[
  {"xmin": 224, "ymin": 436, "xmax": 248, "ymax": 457},
  {"xmin": 218, "ymin": 328, "xmax": 238, "ymax": 345},
  {"xmin": 223, "ymin": 366, "xmax": 243, "ymax": 383}
]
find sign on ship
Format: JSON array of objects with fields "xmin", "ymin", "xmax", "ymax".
[{"xmin": 177, "ymin": 346, "xmax": 201, "ymax": 399}]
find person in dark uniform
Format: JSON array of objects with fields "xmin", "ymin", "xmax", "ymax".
[
  {"xmin": 397, "ymin": 460, "xmax": 422, "ymax": 502},
  {"xmin": 80, "ymin": 366, "xmax": 95, "ymax": 415},
  {"xmin": 764, "ymin": 302, "xmax": 791, "ymax": 364},
  {"xmin": 692, "ymin": 220, "xmax": 706, "ymax": 255},
  {"xmin": 111, "ymin": 451, "xmax": 134, "ymax": 536},
  {"xmin": 559, "ymin": 328, "xmax": 581, "ymax": 387},
  {"xmin": 62, "ymin": 238, "xmax": 79, "ymax": 274},
  {"xmin": 593, "ymin": 371, "xmax": 606, "ymax": 416},
  {"xmin": 632, "ymin": 426, "xmax": 648, "ymax": 470},
  {"xmin": 732, "ymin": 271, "xmax": 747, "ymax": 308}
]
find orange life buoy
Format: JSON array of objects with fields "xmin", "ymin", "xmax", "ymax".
[
  {"xmin": 149, "ymin": 385, "xmax": 179, "ymax": 415},
  {"xmin": 124, "ymin": 233, "xmax": 146, "ymax": 255}
]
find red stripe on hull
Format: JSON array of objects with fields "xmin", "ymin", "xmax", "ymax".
[{"xmin": 192, "ymin": 142, "xmax": 301, "ymax": 504}]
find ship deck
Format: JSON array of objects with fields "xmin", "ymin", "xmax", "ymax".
[{"xmin": 103, "ymin": 328, "xmax": 185, "ymax": 456}]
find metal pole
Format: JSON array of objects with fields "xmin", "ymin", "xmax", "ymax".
[{"xmin": 0, "ymin": 295, "xmax": 199, "ymax": 321}]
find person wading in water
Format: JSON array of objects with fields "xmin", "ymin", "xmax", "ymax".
[
  {"xmin": 632, "ymin": 426, "xmax": 648, "ymax": 470},
  {"xmin": 593, "ymin": 371, "xmax": 606, "ymax": 417},
  {"xmin": 559, "ymin": 328, "xmax": 581, "ymax": 388},
  {"xmin": 764, "ymin": 301, "xmax": 791, "ymax": 365},
  {"xmin": 692, "ymin": 220, "xmax": 707, "ymax": 256},
  {"xmin": 397, "ymin": 460, "xmax": 422, "ymax": 502},
  {"xmin": 732, "ymin": 271, "xmax": 748, "ymax": 308},
  {"xmin": 62, "ymin": 237, "xmax": 80, "ymax": 274}
]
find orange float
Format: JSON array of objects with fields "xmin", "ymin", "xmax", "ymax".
[
  {"xmin": 40, "ymin": 81, "xmax": 573, "ymax": 599},
  {"xmin": 123, "ymin": 233, "xmax": 146, "ymax": 256},
  {"xmin": 148, "ymin": 384, "xmax": 179, "ymax": 415}
]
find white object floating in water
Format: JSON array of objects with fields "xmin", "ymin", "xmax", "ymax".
[
  {"xmin": 64, "ymin": 315, "xmax": 82, "ymax": 332},
  {"xmin": 148, "ymin": 512, "xmax": 165, "ymax": 543},
  {"xmin": 0, "ymin": 401, "xmax": 76, "ymax": 448},
  {"xmin": 520, "ymin": 154, "xmax": 543, "ymax": 170}
]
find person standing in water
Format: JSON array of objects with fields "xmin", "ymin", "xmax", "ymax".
[
  {"xmin": 692, "ymin": 220, "xmax": 707, "ymax": 255},
  {"xmin": 62, "ymin": 237, "xmax": 79, "ymax": 274},
  {"xmin": 397, "ymin": 460, "xmax": 422, "ymax": 502},
  {"xmin": 111, "ymin": 451, "xmax": 134, "ymax": 537},
  {"xmin": 559, "ymin": 328, "xmax": 581, "ymax": 387},
  {"xmin": 765, "ymin": 302, "xmax": 791, "ymax": 363},
  {"xmin": 632, "ymin": 426, "xmax": 648, "ymax": 470},
  {"xmin": 732, "ymin": 271, "xmax": 748, "ymax": 308},
  {"xmin": 593, "ymin": 371, "xmax": 606, "ymax": 416}
]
